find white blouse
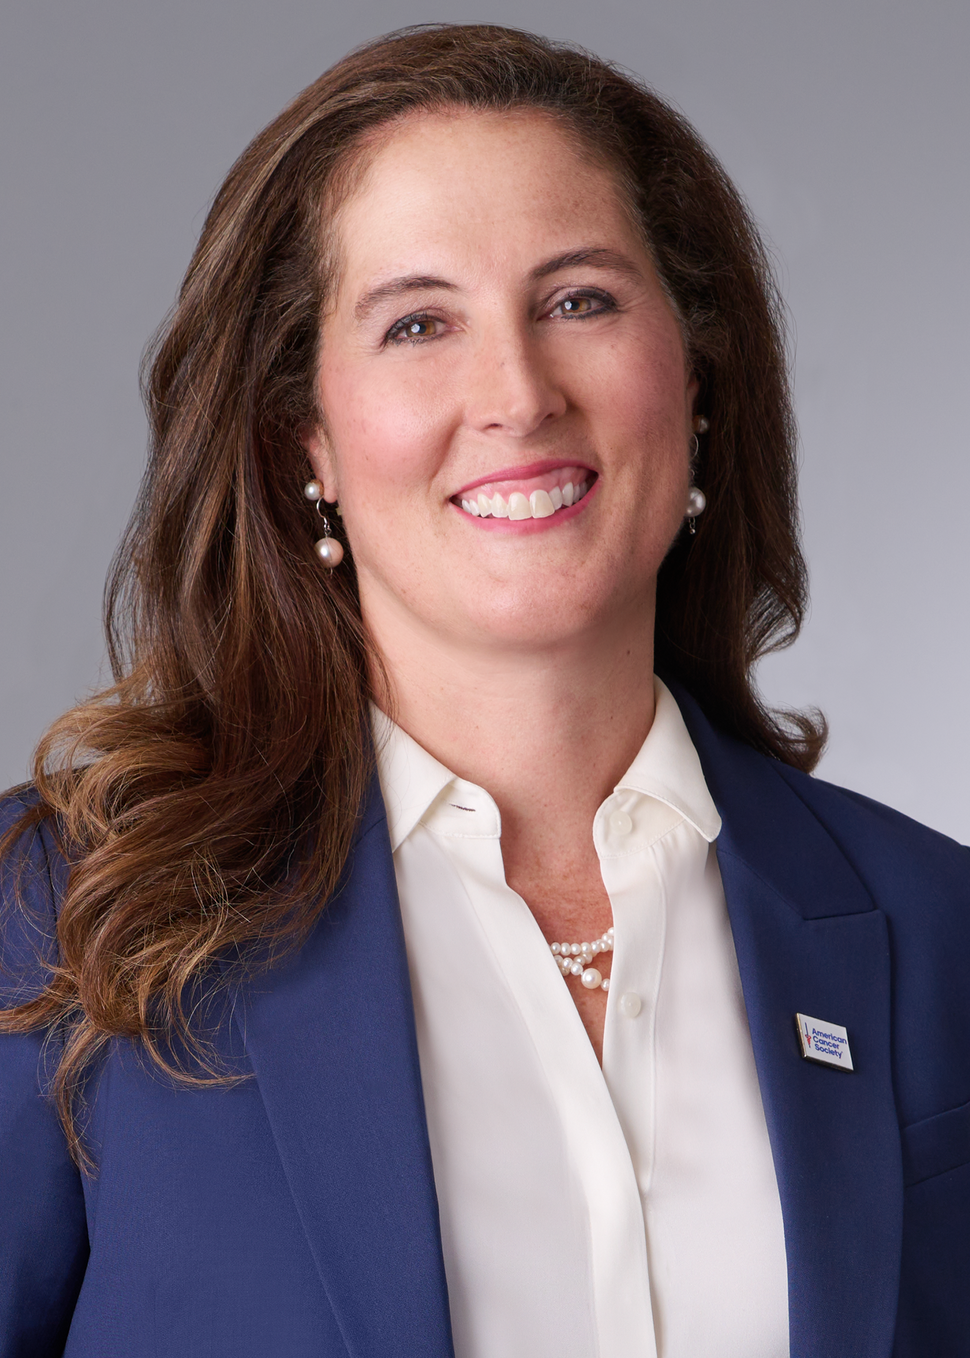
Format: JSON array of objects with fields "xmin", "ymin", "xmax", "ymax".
[{"xmin": 373, "ymin": 678, "xmax": 789, "ymax": 1358}]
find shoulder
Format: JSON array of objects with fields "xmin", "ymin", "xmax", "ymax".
[
  {"xmin": 0, "ymin": 788, "xmax": 69, "ymax": 1001},
  {"xmin": 672, "ymin": 676, "xmax": 968, "ymax": 907},
  {"xmin": 772, "ymin": 760, "xmax": 969, "ymax": 911},
  {"xmin": 0, "ymin": 786, "xmax": 70, "ymax": 905}
]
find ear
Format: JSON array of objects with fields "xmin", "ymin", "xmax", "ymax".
[
  {"xmin": 686, "ymin": 372, "xmax": 701, "ymax": 426},
  {"xmin": 303, "ymin": 425, "xmax": 339, "ymax": 503}
]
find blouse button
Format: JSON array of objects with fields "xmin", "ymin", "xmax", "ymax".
[
  {"xmin": 619, "ymin": 992, "xmax": 642, "ymax": 1018},
  {"xmin": 609, "ymin": 809, "xmax": 633, "ymax": 836}
]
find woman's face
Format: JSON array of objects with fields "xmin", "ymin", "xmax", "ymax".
[{"xmin": 309, "ymin": 108, "xmax": 697, "ymax": 658}]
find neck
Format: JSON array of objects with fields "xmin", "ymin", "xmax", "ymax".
[{"xmin": 367, "ymin": 596, "xmax": 658, "ymax": 862}]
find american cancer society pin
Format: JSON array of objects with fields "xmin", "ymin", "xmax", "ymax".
[{"xmin": 795, "ymin": 1013, "xmax": 854, "ymax": 1071}]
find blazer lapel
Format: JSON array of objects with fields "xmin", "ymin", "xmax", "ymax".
[
  {"xmin": 227, "ymin": 779, "xmax": 454, "ymax": 1358},
  {"xmin": 673, "ymin": 685, "xmax": 903, "ymax": 1358}
]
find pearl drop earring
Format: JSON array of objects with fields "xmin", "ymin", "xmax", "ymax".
[
  {"xmin": 303, "ymin": 480, "xmax": 344, "ymax": 568},
  {"xmin": 686, "ymin": 414, "xmax": 709, "ymax": 535},
  {"xmin": 686, "ymin": 485, "xmax": 707, "ymax": 536}
]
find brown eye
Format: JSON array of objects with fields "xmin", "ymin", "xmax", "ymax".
[
  {"xmin": 552, "ymin": 291, "xmax": 615, "ymax": 319},
  {"xmin": 387, "ymin": 314, "xmax": 440, "ymax": 343}
]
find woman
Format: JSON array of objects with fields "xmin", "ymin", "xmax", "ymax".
[{"xmin": 1, "ymin": 23, "xmax": 967, "ymax": 1358}]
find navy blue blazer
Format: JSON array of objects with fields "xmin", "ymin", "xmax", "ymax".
[{"xmin": 1, "ymin": 688, "xmax": 968, "ymax": 1358}]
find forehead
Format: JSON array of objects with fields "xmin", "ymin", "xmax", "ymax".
[{"xmin": 328, "ymin": 108, "xmax": 644, "ymax": 284}]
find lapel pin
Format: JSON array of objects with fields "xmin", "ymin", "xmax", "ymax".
[{"xmin": 795, "ymin": 1013, "xmax": 854, "ymax": 1071}]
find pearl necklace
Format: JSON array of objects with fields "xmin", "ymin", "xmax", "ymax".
[{"xmin": 550, "ymin": 926, "xmax": 613, "ymax": 992}]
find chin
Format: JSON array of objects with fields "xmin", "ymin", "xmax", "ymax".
[{"xmin": 449, "ymin": 580, "xmax": 635, "ymax": 651}]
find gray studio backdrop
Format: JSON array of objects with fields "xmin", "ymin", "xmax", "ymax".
[{"xmin": 2, "ymin": 0, "xmax": 967, "ymax": 841}]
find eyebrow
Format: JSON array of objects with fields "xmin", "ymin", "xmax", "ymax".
[
  {"xmin": 352, "ymin": 247, "xmax": 644, "ymax": 323},
  {"xmin": 529, "ymin": 247, "xmax": 644, "ymax": 283},
  {"xmin": 354, "ymin": 275, "xmax": 457, "ymax": 322}
]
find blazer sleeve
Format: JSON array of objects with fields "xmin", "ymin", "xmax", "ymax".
[{"xmin": 0, "ymin": 795, "xmax": 89, "ymax": 1357}]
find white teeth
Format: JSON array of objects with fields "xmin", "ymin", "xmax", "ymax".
[{"xmin": 461, "ymin": 478, "xmax": 591, "ymax": 519}]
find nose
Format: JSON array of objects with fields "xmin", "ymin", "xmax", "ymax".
[{"xmin": 463, "ymin": 323, "xmax": 567, "ymax": 438}]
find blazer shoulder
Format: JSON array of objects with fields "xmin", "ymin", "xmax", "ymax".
[
  {"xmin": 770, "ymin": 761, "xmax": 970, "ymax": 1056},
  {"xmin": 671, "ymin": 676, "xmax": 968, "ymax": 897},
  {"xmin": 0, "ymin": 789, "xmax": 89, "ymax": 1351},
  {"xmin": 772, "ymin": 760, "xmax": 969, "ymax": 887},
  {"xmin": 0, "ymin": 788, "xmax": 68, "ymax": 1002}
]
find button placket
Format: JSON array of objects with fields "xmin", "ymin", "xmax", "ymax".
[{"xmin": 600, "ymin": 836, "xmax": 668, "ymax": 1195}]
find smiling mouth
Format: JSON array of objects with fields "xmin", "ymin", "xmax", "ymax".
[{"xmin": 454, "ymin": 465, "xmax": 595, "ymax": 521}]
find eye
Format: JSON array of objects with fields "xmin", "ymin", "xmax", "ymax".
[
  {"xmin": 548, "ymin": 289, "xmax": 616, "ymax": 319},
  {"xmin": 385, "ymin": 313, "xmax": 444, "ymax": 345}
]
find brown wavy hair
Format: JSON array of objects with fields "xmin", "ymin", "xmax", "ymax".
[{"xmin": 0, "ymin": 22, "xmax": 824, "ymax": 1162}]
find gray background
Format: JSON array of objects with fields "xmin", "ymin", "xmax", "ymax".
[{"xmin": 2, "ymin": 0, "xmax": 967, "ymax": 841}]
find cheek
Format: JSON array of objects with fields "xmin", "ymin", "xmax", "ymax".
[
  {"xmin": 318, "ymin": 359, "xmax": 448, "ymax": 502},
  {"xmin": 584, "ymin": 335, "xmax": 692, "ymax": 544},
  {"xmin": 587, "ymin": 365, "xmax": 692, "ymax": 517},
  {"xmin": 575, "ymin": 313, "xmax": 690, "ymax": 437}
]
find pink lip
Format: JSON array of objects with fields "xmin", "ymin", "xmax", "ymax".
[{"xmin": 453, "ymin": 458, "xmax": 596, "ymax": 498}]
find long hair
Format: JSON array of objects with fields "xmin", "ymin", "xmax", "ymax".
[{"xmin": 0, "ymin": 23, "xmax": 824, "ymax": 1161}]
